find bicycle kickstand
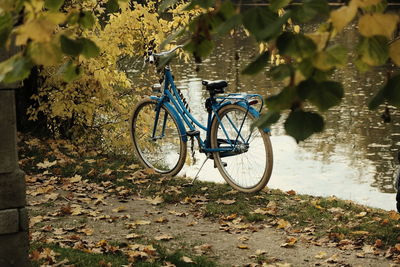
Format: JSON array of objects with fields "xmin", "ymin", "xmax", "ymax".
[{"xmin": 190, "ymin": 156, "xmax": 210, "ymax": 184}]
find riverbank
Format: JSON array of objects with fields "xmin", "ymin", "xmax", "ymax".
[{"xmin": 20, "ymin": 135, "xmax": 400, "ymax": 266}]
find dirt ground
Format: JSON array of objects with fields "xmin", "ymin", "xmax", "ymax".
[{"xmin": 27, "ymin": 177, "xmax": 397, "ymax": 267}]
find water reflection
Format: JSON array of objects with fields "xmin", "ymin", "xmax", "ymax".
[{"xmin": 126, "ymin": 29, "xmax": 399, "ymax": 210}]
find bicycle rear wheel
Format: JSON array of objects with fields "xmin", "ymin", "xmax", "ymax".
[
  {"xmin": 210, "ymin": 104, "xmax": 273, "ymax": 193},
  {"xmin": 130, "ymin": 99, "xmax": 187, "ymax": 176}
]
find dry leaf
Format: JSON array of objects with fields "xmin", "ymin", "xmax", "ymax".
[
  {"xmin": 112, "ymin": 206, "xmax": 127, "ymax": 213},
  {"xmin": 351, "ymin": 230, "xmax": 369, "ymax": 235},
  {"xmin": 126, "ymin": 233, "xmax": 141, "ymax": 239},
  {"xmin": 79, "ymin": 228, "xmax": 94, "ymax": 236},
  {"xmin": 133, "ymin": 220, "xmax": 151, "ymax": 225},
  {"xmin": 154, "ymin": 217, "xmax": 168, "ymax": 223},
  {"xmin": 70, "ymin": 174, "xmax": 82, "ymax": 183},
  {"xmin": 237, "ymin": 244, "xmax": 249, "ymax": 249},
  {"xmin": 276, "ymin": 219, "xmax": 291, "ymax": 229},
  {"xmin": 280, "ymin": 237, "xmax": 297, "ymax": 248},
  {"xmin": 286, "ymin": 190, "xmax": 296, "ymax": 195},
  {"xmin": 147, "ymin": 196, "xmax": 164, "ymax": 205},
  {"xmin": 217, "ymin": 199, "xmax": 236, "ymax": 205},
  {"xmin": 37, "ymin": 160, "xmax": 57, "ymax": 169},
  {"xmin": 181, "ymin": 256, "xmax": 194, "ymax": 263},
  {"xmin": 314, "ymin": 251, "xmax": 327, "ymax": 259},
  {"xmin": 155, "ymin": 234, "xmax": 173, "ymax": 241}
]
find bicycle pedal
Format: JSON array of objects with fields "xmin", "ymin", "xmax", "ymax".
[
  {"xmin": 186, "ymin": 130, "xmax": 200, "ymax": 137},
  {"xmin": 214, "ymin": 161, "xmax": 227, "ymax": 168}
]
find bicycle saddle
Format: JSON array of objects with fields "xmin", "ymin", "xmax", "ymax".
[{"xmin": 202, "ymin": 80, "xmax": 228, "ymax": 91}]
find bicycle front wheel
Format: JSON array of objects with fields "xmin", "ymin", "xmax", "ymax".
[
  {"xmin": 130, "ymin": 99, "xmax": 187, "ymax": 176},
  {"xmin": 210, "ymin": 104, "xmax": 273, "ymax": 193}
]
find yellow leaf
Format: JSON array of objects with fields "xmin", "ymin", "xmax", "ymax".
[
  {"xmin": 155, "ymin": 234, "xmax": 173, "ymax": 241},
  {"xmin": 306, "ymin": 32, "xmax": 330, "ymax": 52},
  {"xmin": 390, "ymin": 39, "xmax": 400, "ymax": 67},
  {"xmin": 314, "ymin": 251, "xmax": 327, "ymax": 259},
  {"xmin": 358, "ymin": 13, "xmax": 399, "ymax": 39},
  {"xmin": 351, "ymin": 230, "xmax": 369, "ymax": 235},
  {"xmin": 146, "ymin": 196, "xmax": 164, "ymax": 205},
  {"xmin": 36, "ymin": 160, "xmax": 57, "ymax": 169},
  {"xmin": 277, "ymin": 219, "xmax": 291, "ymax": 229},
  {"xmin": 126, "ymin": 233, "xmax": 141, "ymax": 239},
  {"xmin": 330, "ymin": 1, "xmax": 357, "ymax": 33},
  {"xmin": 112, "ymin": 206, "xmax": 127, "ymax": 213},
  {"xmin": 237, "ymin": 244, "xmax": 249, "ymax": 249},
  {"xmin": 15, "ymin": 17, "xmax": 57, "ymax": 45},
  {"xmin": 70, "ymin": 174, "xmax": 82, "ymax": 183},
  {"xmin": 181, "ymin": 256, "xmax": 194, "ymax": 263}
]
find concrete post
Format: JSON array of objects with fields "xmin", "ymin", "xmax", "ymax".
[
  {"xmin": 0, "ymin": 90, "xmax": 30, "ymax": 266},
  {"xmin": 0, "ymin": 38, "xmax": 30, "ymax": 266}
]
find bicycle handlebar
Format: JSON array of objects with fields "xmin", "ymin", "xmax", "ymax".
[{"xmin": 147, "ymin": 45, "xmax": 184, "ymax": 64}]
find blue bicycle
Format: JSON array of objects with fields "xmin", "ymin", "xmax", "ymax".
[{"xmin": 130, "ymin": 45, "xmax": 273, "ymax": 193}]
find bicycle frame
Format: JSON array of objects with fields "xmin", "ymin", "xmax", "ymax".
[{"xmin": 150, "ymin": 66, "xmax": 268, "ymax": 156}]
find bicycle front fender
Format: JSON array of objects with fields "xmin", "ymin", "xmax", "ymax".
[
  {"xmin": 234, "ymin": 101, "xmax": 271, "ymax": 133},
  {"xmin": 149, "ymin": 96, "xmax": 188, "ymax": 142}
]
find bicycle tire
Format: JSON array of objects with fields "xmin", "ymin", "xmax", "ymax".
[
  {"xmin": 130, "ymin": 99, "xmax": 187, "ymax": 176},
  {"xmin": 210, "ymin": 104, "xmax": 273, "ymax": 193}
]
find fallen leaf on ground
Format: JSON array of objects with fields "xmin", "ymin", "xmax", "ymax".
[
  {"xmin": 147, "ymin": 196, "xmax": 164, "ymax": 205},
  {"xmin": 70, "ymin": 174, "xmax": 82, "ymax": 183},
  {"xmin": 112, "ymin": 206, "xmax": 127, "ymax": 213},
  {"xmin": 154, "ymin": 217, "xmax": 169, "ymax": 223},
  {"xmin": 314, "ymin": 251, "xmax": 327, "ymax": 259},
  {"xmin": 276, "ymin": 219, "xmax": 291, "ymax": 229},
  {"xmin": 237, "ymin": 244, "xmax": 249, "ymax": 249},
  {"xmin": 255, "ymin": 249, "xmax": 267, "ymax": 256},
  {"xmin": 194, "ymin": 244, "xmax": 212, "ymax": 255},
  {"xmin": 280, "ymin": 237, "xmax": 297, "ymax": 248},
  {"xmin": 126, "ymin": 233, "xmax": 141, "ymax": 239},
  {"xmin": 351, "ymin": 230, "xmax": 369, "ymax": 235},
  {"xmin": 37, "ymin": 160, "xmax": 57, "ymax": 169},
  {"xmin": 155, "ymin": 234, "xmax": 173, "ymax": 241},
  {"xmin": 181, "ymin": 256, "xmax": 194, "ymax": 263},
  {"xmin": 217, "ymin": 199, "xmax": 236, "ymax": 205}
]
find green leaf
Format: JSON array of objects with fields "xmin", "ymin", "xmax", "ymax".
[
  {"xmin": 299, "ymin": 80, "xmax": 344, "ymax": 111},
  {"xmin": 270, "ymin": 0, "xmax": 292, "ymax": 11},
  {"xmin": 0, "ymin": 13, "xmax": 12, "ymax": 49},
  {"xmin": 44, "ymin": 0, "xmax": 64, "ymax": 11},
  {"xmin": 185, "ymin": 38, "xmax": 214, "ymax": 62},
  {"xmin": 312, "ymin": 45, "xmax": 347, "ymax": 71},
  {"xmin": 79, "ymin": 11, "xmax": 95, "ymax": 29},
  {"xmin": 214, "ymin": 14, "xmax": 242, "ymax": 35},
  {"xmin": 277, "ymin": 32, "xmax": 317, "ymax": 59},
  {"xmin": 60, "ymin": 35, "xmax": 83, "ymax": 56},
  {"xmin": 358, "ymin": 35, "xmax": 389, "ymax": 66},
  {"xmin": 0, "ymin": 55, "xmax": 32, "ymax": 84},
  {"xmin": 243, "ymin": 7, "xmax": 289, "ymax": 41},
  {"xmin": 265, "ymin": 86, "xmax": 297, "ymax": 111},
  {"xmin": 106, "ymin": 0, "xmax": 119, "ymax": 13},
  {"xmin": 80, "ymin": 38, "xmax": 100, "ymax": 58},
  {"xmin": 292, "ymin": 0, "xmax": 329, "ymax": 23},
  {"xmin": 60, "ymin": 61, "xmax": 80, "ymax": 82},
  {"xmin": 159, "ymin": 0, "xmax": 180, "ymax": 12},
  {"xmin": 252, "ymin": 111, "xmax": 281, "ymax": 130},
  {"xmin": 271, "ymin": 64, "xmax": 294, "ymax": 81},
  {"xmin": 284, "ymin": 110, "xmax": 324, "ymax": 141},
  {"xmin": 241, "ymin": 51, "xmax": 269, "ymax": 75}
]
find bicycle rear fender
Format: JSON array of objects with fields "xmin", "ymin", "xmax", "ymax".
[
  {"xmin": 219, "ymin": 101, "xmax": 271, "ymax": 133},
  {"xmin": 149, "ymin": 96, "xmax": 188, "ymax": 142}
]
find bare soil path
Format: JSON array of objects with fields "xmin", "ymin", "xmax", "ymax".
[{"xmin": 27, "ymin": 177, "xmax": 394, "ymax": 267}]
